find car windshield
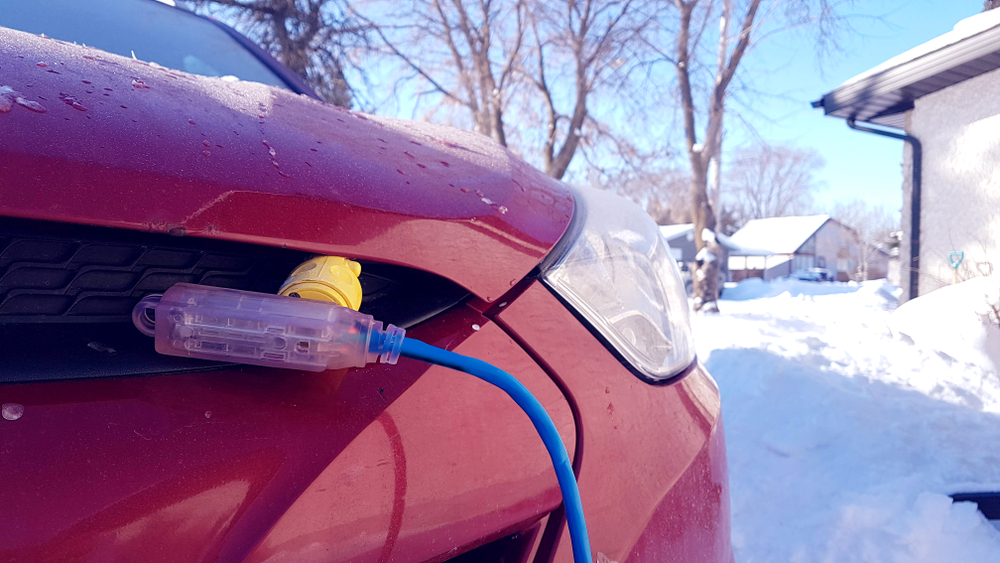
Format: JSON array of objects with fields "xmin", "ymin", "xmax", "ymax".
[{"xmin": 0, "ymin": 0, "xmax": 288, "ymax": 88}]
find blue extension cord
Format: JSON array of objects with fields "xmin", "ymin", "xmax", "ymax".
[{"xmin": 400, "ymin": 338, "xmax": 592, "ymax": 563}]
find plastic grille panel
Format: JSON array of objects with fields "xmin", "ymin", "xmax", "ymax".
[
  {"xmin": 0, "ymin": 220, "xmax": 310, "ymax": 323},
  {"xmin": 0, "ymin": 219, "xmax": 469, "ymax": 382},
  {"xmin": 0, "ymin": 218, "xmax": 470, "ymax": 328}
]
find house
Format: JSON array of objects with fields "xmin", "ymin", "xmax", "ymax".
[
  {"xmin": 727, "ymin": 215, "xmax": 874, "ymax": 282},
  {"xmin": 660, "ymin": 223, "xmax": 697, "ymax": 263},
  {"xmin": 659, "ymin": 223, "xmax": 734, "ymax": 291},
  {"xmin": 865, "ymin": 246, "xmax": 892, "ymax": 281},
  {"xmin": 886, "ymin": 231, "xmax": 903, "ymax": 287},
  {"xmin": 813, "ymin": 9, "xmax": 1000, "ymax": 301}
]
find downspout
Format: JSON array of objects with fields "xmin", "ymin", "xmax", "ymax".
[{"xmin": 846, "ymin": 118, "xmax": 922, "ymax": 299}]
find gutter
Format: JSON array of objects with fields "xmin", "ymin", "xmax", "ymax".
[
  {"xmin": 810, "ymin": 13, "xmax": 1000, "ymax": 126},
  {"xmin": 845, "ymin": 118, "xmax": 922, "ymax": 299}
]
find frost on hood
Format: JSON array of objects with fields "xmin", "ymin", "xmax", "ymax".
[
  {"xmin": 0, "ymin": 85, "xmax": 46, "ymax": 113},
  {"xmin": 0, "ymin": 86, "xmax": 17, "ymax": 113}
]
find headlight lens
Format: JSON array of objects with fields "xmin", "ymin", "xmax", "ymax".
[{"xmin": 541, "ymin": 185, "xmax": 695, "ymax": 381}]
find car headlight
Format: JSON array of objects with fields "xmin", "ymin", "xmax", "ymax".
[{"xmin": 540, "ymin": 185, "xmax": 695, "ymax": 382}]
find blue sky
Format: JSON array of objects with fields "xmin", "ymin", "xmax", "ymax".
[
  {"xmin": 356, "ymin": 0, "xmax": 982, "ymax": 217},
  {"xmin": 731, "ymin": 0, "xmax": 984, "ymax": 214}
]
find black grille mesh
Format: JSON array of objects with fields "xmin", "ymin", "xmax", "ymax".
[
  {"xmin": 0, "ymin": 219, "xmax": 309, "ymax": 322},
  {"xmin": 0, "ymin": 218, "xmax": 469, "ymax": 381}
]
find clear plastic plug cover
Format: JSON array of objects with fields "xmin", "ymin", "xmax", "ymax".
[
  {"xmin": 541, "ymin": 185, "xmax": 695, "ymax": 380},
  {"xmin": 133, "ymin": 284, "xmax": 404, "ymax": 371}
]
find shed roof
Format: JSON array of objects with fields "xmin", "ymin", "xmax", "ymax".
[
  {"xmin": 729, "ymin": 215, "xmax": 832, "ymax": 255},
  {"xmin": 658, "ymin": 223, "xmax": 693, "ymax": 241},
  {"xmin": 812, "ymin": 9, "xmax": 1000, "ymax": 128}
]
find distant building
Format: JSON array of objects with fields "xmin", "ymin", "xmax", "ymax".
[
  {"xmin": 865, "ymin": 246, "xmax": 892, "ymax": 281},
  {"xmin": 659, "ymin": 223, "xmax": 734, "ymax": 293},
  {"xmin": 886, "ymin": 231, "xmax": 903, "ymax": 287},
  {"xmin": 814, "ymin": 9, "xmax": 1000, "ymax": 301},
  {"xmin": 660, "ymin": 223, "xmax": 697, "ymax": 263},
  {"xmin": 726, "ymin": 215, "xmax": 880, "ymax": 282}
]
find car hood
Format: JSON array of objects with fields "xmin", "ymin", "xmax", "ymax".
[{"xmin": 0, "ymin": 28, "xmax": 573, "ymax": 303}]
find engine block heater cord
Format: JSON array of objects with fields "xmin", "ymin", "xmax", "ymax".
[
  {"xmin": 128, "ymin": 276, "xmax": 591, "ymax": 561},
  {"xmin": 398, "ymin": 338, "xmax": 593, "ymax": 563}
]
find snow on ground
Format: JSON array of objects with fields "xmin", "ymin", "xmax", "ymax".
[
  {"xmin": 694, "ymin": 277, "xmax": 1000, "ymax": 562},
  {"xmin": 889, "ymin": 276, "xmax": 1000, "ymax": 374}
]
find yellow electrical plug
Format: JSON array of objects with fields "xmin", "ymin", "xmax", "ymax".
[{"xmin": 279, "ymin": 256, "xmax": 363, "ymax": 310}]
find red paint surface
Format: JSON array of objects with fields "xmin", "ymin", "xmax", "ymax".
[
  {"xmin": 0, "ymin": 26, "xmax": 730, "ymax": 562},
  {"xmin": 0, "ymin": 305, "xmax": 574, "ymax": 562},
  {"xmin": 495, "ymin": 283, "xmax": 733, "ymax": 562},
  {"xmin": 0, "ymin": 28, "xmax": 572, "ymax": 303}
]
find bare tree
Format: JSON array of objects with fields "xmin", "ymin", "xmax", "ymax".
[
  {"xmin": 522, "ymin": 0, "xmax": 646, "ymax": 178},
  {"xmin": 646, "ymin": 0, "xmax": 847, "ymax": 311},
  {"xmin": 726, "ymin": 143, "xmax": 824, "ymax": 224},
  {"xmin": 369, "ymin": 0, "xmax": 648, "ymax": 178},
  {"xmin": 607, "ymin": 165, "xmax": 691, "ymax": 224},
  {"xmin": 362, "ymin": 0, "xmax": 527, "ymax": 146},
  {"xmin": 187, "ymin": 0, "xmax": 369, "ymax": 107},
  {"xmin": 671, "ymin": 0, "xmax": 761, "ymax": 311},
  {"xmin": 986, "ymin": 292, "xmax": 1000, "ymax": 327},
  {"xmin": 832, "ymin": 199, "xmax": 898, "ymax": 281}
]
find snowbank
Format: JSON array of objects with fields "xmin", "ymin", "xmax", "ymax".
[
  {"xmin": 694, "ymin": 277, "xmax": 1000, "ymax": 562},
  {"xmin": 722, "ymin": 277, "xmax": 898, "ymax": 301},
  {"xmin": 820, "ymin": 492, "xmax": 1000, "ymax": 562},
  {"xmin": 889, "ymin": 276, "xmax": 1000, "ymax": 373}
]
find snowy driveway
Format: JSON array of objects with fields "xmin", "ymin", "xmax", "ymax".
[{"xmin": 694, "ymin": 279, "xmax": 1000, "ymax": 562}]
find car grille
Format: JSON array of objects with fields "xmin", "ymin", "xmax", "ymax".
[
  {"xmin": 0, "ymin": 218, "xmax": 469, "ymax": 382},
  {"xmin": 0, "ymin": 219, "xmax": 310, "ymax": 323},
  {"xmin": 0, "ymin": 217, "xmax": 469, "ymax": 327}
]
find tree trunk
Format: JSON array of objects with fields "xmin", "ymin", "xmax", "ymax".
[
  {"xmin": 708, "ymin": 0, "xmax": 730, "ymax": 215},
  {"xmin": 676, "ymin": 0, "xmax": 760, "ymax": 311},
  {"xmin": 691, "ymin": 163, "xmax": 720, "ymax": 312},
  {"xmin": 708, "ymin": 153, "xmax": 722, "ymax": 213}
]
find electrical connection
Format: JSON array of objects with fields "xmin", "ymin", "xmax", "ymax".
[{"xmin": 131, "ymin": 257, "xmax": 593, "ymax": 563}]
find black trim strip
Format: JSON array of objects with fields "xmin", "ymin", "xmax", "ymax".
[
  {"xmin": 846, "ymin": 119, "xmax": 922, "ymax": 299},
  {"xmin": 952, "ymin": 492, "xmax": 1000, "ymax": 520},
  {"xmin": 542, "ymin": 281, "xmax": 698, "ymax": 386},
  {"xmin": 491, "ymin": 310, "xmax": 585, "ymax": 563}
]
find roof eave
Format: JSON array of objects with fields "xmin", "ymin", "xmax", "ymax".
[
  {"xmin": 790, "ymin": 217, "xmax": 832, "ymax": 254},
  {"xmin": 814, "ymin": 23, "xmax": 1000, "ymax": 126}
]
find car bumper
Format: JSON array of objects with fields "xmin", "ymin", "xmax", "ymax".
[
  {"xmin": 0, "ymin": 279, "xmax": 729, "ymax": 562},
  {"xmin": 496, "ymin": 282, "xmax": 732, "ymax": 562}
]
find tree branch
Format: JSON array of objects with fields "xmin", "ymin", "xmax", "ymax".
[{"xmin": 366, "ymin": 15, "xmax": 464, "ymax": 104}]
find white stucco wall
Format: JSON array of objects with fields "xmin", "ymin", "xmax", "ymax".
[{"xmin": 905, "ymin": 67, "xmax": 1000, "ymax": 299}]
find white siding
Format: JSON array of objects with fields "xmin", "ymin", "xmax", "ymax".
[
  {"xmin": 811, "ymin": 220, "xmax": 857, "ymax": 280},
  {"xmin": 792, "ymin": 255, "xmax": 815, "ymax": 272}
]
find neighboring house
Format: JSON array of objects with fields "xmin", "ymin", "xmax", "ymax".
[
  {"xmin": 813, "ymin": 9, "xmax": 1000, "ymax": 301},
  {"xmin": 660, "ymin": 223, "xmax": 697, "ymax": 263},
  {"xmin": 659, "ymin": 223, "xmax": 733, "ymax": 293},
  {"xmin": 727, "ymin": 215, "xmax": 865, "ymax": 282},
  {"xmin": 887, "ymin": 231, "xmax": 903, "ymax": 287},
  {"xmin": 864, "ymin": 246, "xmax": 892, "ymax": 281}
]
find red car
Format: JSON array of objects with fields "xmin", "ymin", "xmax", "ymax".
[{"xmin": 0, "ymin": 1, "xmax": 731, "ymax": 561}]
